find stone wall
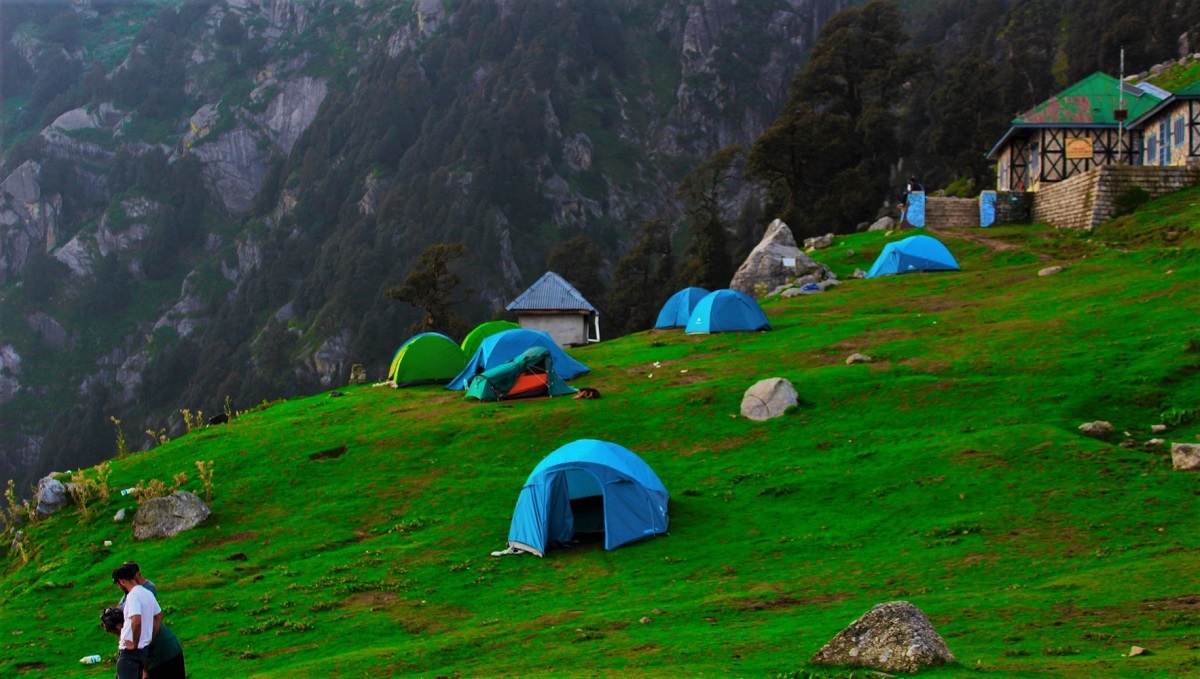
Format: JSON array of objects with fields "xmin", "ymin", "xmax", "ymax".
[
  {"xmin": 994, "ymin": 191, "xmax": 1032, "ymax": 224},
  {"xmin": 1032, "ymin": 165, "xmax": 1200, "ymax": 230},
  {"xmin": 924, "ymin": 197, "xmax": 979, "ymax": 228}
]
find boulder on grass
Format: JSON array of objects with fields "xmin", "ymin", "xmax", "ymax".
[
  {"xmin": 1079, "ymin": 421, "xmax": 1114, "ymax": 440},
  {"xmin": 810, "ymin": 601, "xmax": 955, "ymax": 674},
  {"xmin": 868, "ymin": 216, "xmax": 896, "ymax": 231},
  {"xmin": 740, "ymin": 378, "xmax": 798, "ymax": 422},
  {"xmin": 35, "ymin": 476, "xmax": 70, "ymax": 518},
  {"xmin": 730, "ymin": 219, "xmax": 831, "ymax": 296},
  {"xmin": 133, "ymin": 491, "xmax": 211, "ymax": 540},
  {"xmin": 1171, "ymin": 443, "xmax": 1200, "ymax": 470}
]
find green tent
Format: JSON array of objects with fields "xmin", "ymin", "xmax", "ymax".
[
  {"xmin": 388, "ymin": 333, "xmax": 467, "ymax": 386},
  {"xmin": 464, "ymin": 346, "xmax": 577, "ymax": 401},
  {"xmin": 460, "ymin": 320, "xmax": 520, "ymax": 360}
]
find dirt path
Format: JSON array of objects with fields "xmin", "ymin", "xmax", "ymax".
[{"xmin": 926, "ymin": 226, "xmax": 1022, "ymax": 253}]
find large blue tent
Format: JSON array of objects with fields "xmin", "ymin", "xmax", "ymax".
[
  {"xmin": 507, "ymin": 439, "xmax": 670, "ymax": 557},
  {"xmin": 866, "ymin": 235, "xmax": 961, "ymax": 278},
  {"xmin": 654, "ymin": 287, "xmax": 710, "ymax": 329},
  {"xmin": 686, "ymin": 289, "xmax": 771, "ymax": 334},
  {"xmin": 447, "ymin": 328, "xmax": 590, "ymax": 390}
]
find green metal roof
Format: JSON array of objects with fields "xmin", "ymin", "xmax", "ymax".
[
  {"xmin": 1012, "ymin": 72, "xmax": 1163, "ymax": 125},
  {"xmin": 1172, "ymin": 79, "xmax": 1200, "ymax": 97}
]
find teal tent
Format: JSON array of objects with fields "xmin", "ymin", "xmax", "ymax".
[
  {"xmin": 655, "ymin": 287, "xmax": 710, "ymax": 329},
  {"xmin": 448, "ymin": 329, "xmax": 590, "ymax": 390},
  {"xmin": 387, "ymin": 333, "xmax": 467, "ymax": 386},
  {"xmin": 686, "ymin": 289, "xmax": 771, "ymax": 334},
  {"xmin": 465, "ymin": 347, "xmax": 577, "ymax": 401},
  {"xmin": 507, "ymin": 439, "xmax": 670, "ymax": 557},
  {"xmin": 460, "ymin": 320, "xmax": 520, "ymax": 359},
  {"xmin": 866, "ymin": 235, "xmax": 960, "ymax": 278}
]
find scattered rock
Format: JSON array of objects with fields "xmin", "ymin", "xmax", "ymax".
[
  {"xmin": 1038, "ymin": 266, "xmax": 1064, "ymax": 277},
  {"xmin": 1151, "ymin": 424, "xmax": 1167, "ymax": 433},
  {"xmin": 113, "ymin": 508, "xmax": 126, "ymax": 523},
  {"xmin": 810, "ymin": 601, "xmax": 955, "ymax": 673},
  {"xmin": 1170, "ymin": 443, "xmax": 1200, "ymax": 470},
  {"xmin": 225, "ymin": 552, "xmax": 248, "ymax": 561},
  {"xmin": 868, "ymin": 216, "xmax": 896, "ymax": 231},
  {"xmin": 1078, "ymin": 421, "xmax": 1114, "ymax": 440},
  {"xmin": 740, "ymin": 377, "xmax": 798, "ymax": 422},
  {"xmin": 1119, "ymin": 439, "xmax": 1137, "ymax": 448},
  {"xmin": 803, "ymin": 233, "xmax": 834, "ymax": 250},
  {"xmin": 348, "ymin": 364, "xmax": 367, "ymax": 384},
  {"xmin": 206, "ymin": 412, "xmax": 229, "ymax": 426},
  {"xmin": 852, "ymin": 268, "xmax": 867, "ymax": 279},
  {"xmin": 1128, "ymin": 645, "xmax": 1149, "ymax": 656},
  {"xmin": 1147, "ymin": 438, "xmax": 1165, "ymax": 446},
  {"xmin": 652, "ymin": 608, "xmax": 666, "ymax": 615},
  {"xmin": 639, "ymin": 616, "xmax": 652, "ymax": 624},
  {"xmin": 34, "ymin": 476, "xmax": 70, "ymax": 518},
  {"xmin": 132, "ymin": 491, "xmax": 211, "ymax": 540},
  {"xmin": 846, "ymin": 353, "xmax": 873, "ymax": 365}
]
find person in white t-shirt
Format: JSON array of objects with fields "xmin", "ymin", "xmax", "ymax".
[{"xmin": 112, "ymin": 563, "xmax": 162, "ymax": 679}]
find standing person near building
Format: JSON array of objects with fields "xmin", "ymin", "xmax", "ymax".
[{"xmin": 112, "ymin": 564, "xmax": 161, "ymax": 679}]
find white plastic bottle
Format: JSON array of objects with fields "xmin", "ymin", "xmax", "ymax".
[{"xmin": 80, "ymin": 654, "xmax": 102, "ymax": 664}]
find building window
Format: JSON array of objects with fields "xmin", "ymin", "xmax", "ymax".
[
  {"xmin": 1147, "ymin": 134, "xmax": 1157, "ymax": 165},
  {"xmin": 1176, "ymin": 116, "xmax": 1185, "ymax": 147},
  {"xmin": 1029, "ymin": 142, "xmax": 1039, "ymax": 178}
]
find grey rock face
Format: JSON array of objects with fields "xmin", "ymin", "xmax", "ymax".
[
  {"xmin": 1171, "ymin": 443, "xmax": 1200, "ymax": 470},
  {"xmin": 1079, "ymin": 421, "xmax": 1115, "ymax": 440},
  {"xmin": 133, "ymin": 491, "xmax": 211, "ymax": 540},
  {"xmin": 868, "ymin": 216, "xmax": 896, "ymax": 231},
  {"xmin": 0, "ymin": 344, "xmax": 22, "ymax": 405},
  {"xmin": 257, "ymin": 76, "xmax": 328, "ymax": 153},
  {"xmin": 0, "ymin": 160, "xmax": 62, "ymax": 285},
  {"xmin": 191, "ymin": 125, "xmax": 272, "ymax": 214},
  {"xmin": 810, "ymin": 601, "xmax": 955, "ymax": 673},
  {"xmin": 35, "ymin": 475, "xmax": 70, "ymax": 518},
  {"xmin": 731, "ymin": 219, "xmax": 832, "ymax": 297},
  {"xmin": 740, "ymin": 377, "xmax": 798, "ymax": 421},
  {"xmin": 26, "ymin": 312, "xmax": 71, "ymax": 352}
]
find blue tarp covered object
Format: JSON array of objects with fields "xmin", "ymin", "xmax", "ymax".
[
  {"xmin": 686, "ymin": 289, "xmax": 771, "ymax": 334},
  {"xmin": 654, "ymin": 287, "xmax": 710, "ymax": 329},
  {"xmin": 447, "ymin": 328, "xmax": 589, "ymax": 390},
  {"xmin": 866, "ymin": 235, "xmax": 961, "ymax": 278},
  {"xmin": 507, "ymin": 439, "xmax": 670, "ymax": 556}
]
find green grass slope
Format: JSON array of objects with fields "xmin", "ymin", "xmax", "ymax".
[{"xmin": 2, "ymin": 189, "xmax": 1200, "ymax": 677}]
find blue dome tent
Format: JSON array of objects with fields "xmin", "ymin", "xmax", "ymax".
[
  {"xmin": 866, "ymin": 235, "xmax": 961, "ymax": 278},
  {"xmin": 447, "ymin": 328, "xmax": 590, "ymax": 390},
  {"xmin": 506, "ymin": 439, "xmax": 670, "ymax": 557},
  {"xmin": 654, "ymin": 287, "xmax": 710, "ymax": 329},
  {"xmin": 685, "ymin": 289, "xmax": 771, "ymax": 334}
]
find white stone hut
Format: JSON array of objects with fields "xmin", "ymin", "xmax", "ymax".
[{"xmin": 506, "ymin": 271, "xmax": 599, "ymax": 348}]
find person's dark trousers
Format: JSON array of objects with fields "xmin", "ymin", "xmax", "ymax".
[
  {"xmin": 116, "ymin": 648, "xmax": 148, "ymax": 679},
  {"xmin": 147, "ymin": 652, "xmax": 186, "ymax": 679}
]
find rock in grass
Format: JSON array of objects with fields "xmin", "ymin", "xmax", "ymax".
[
  {"xmin": 1151, "ymin": 424, "xmax": 1167, "ymax": 433},
  {"xmin": 740, "ymin": 378, "xmax": 798, "ymax": 422},
  {"xmin": 1128, "ymin": 645, "xmax": 1149, "ymax": 656},
  {"xmin": 1078, "ymin": 421, "xmax": 1114, "ymax": 440},
  {"xmin": 113, "ymin": 508, "xmax": 126, "ymax": 522},
  {"xmin": 810, "ymin": 601, "xmax": 954, "ymax": 673},
  {"xmin": 1038, "ymin": 265, "xmax": 1064, "ymax": 277},
  {"xmin": 1171, "ymin": 443, "xmax": 1200, "ymax": 471},
  {"xmin": 868, "ymin": 216, "xmax": 895, "ymax": 231},
  {"xmin": 35, "ymin": 476, "xmax": 70, "ymax": 518},
  {"xmin": 846, "ymin": 353, "xmax": 873, "ymax": 365},
  {"xmin": 133, "ymin": 491, "xmax": 211, "ymax": 540}
]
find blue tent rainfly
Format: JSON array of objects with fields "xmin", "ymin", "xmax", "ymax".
[
  {"xmin": 447, "ymin": 328, "xmax": 590, "ymax": 390},
  {"xmin": 865, "ymin": 235, "xmax": 961, "ymax": 278},
  {"xmin": 654, "ymin": 287, "xmax": 710, "ymax": 329},
  {"xmin": 506, "ymin": 439, "xmax": 670, "ymax": 557},
  {"xmin": 686, "ymin": 289, "xmax": 771, "ymax": 334}
]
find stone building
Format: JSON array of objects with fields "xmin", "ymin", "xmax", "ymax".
[{"xmin": 506, "ymin": 271, "xmax": 599, "ymax": 349}]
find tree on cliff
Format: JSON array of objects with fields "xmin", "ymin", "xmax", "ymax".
[
  {"xmin": 385, "ymin": 243, "xmax": 473, "ymax": 338},
  {"xmin": 677, "ymin": 145, "xmax": 740, "ymax": 290},
  {"xmin": 605, "ymin": 219, "xmax": 674, "ymax": 337},
  {"xmin": 746, "ymin": 0, "xmax": 916, "ymax": 233}
]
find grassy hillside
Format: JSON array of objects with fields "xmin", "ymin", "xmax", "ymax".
[{"xmin": 2, "ymin": 187, "xmax": 1199, "ymax": 677}]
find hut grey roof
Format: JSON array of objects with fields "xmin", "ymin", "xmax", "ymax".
[{"xmin": 506, "ymin": 271, "xmax": 597, "ymax": 313}]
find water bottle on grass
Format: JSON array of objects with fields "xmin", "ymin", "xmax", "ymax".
[{"xmin": 80, "ymin": 654, "xmax": 102, "ymax": 664}]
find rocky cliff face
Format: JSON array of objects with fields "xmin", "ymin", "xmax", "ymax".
[{"xmin": 0, "ymin": 0, "xmax": 851, "ymax": 489}]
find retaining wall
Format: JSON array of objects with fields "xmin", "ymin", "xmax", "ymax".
[{"xmin": 1032, "ymin": 165, "xmax": 1200, "ymax": 230}]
